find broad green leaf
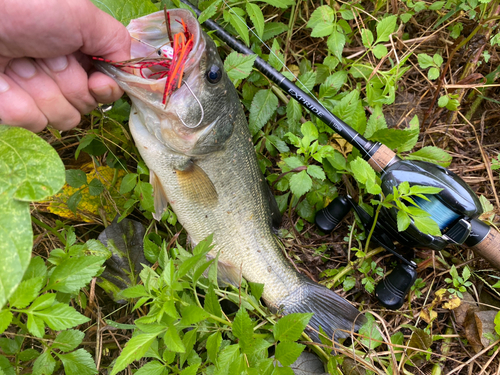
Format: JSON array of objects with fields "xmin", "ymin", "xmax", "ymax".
[
  {"xmin": 30, "ymin": 293, "xmax": 56, "ymax": 311},
  {"xmin": 361, "ymin": 29, "xmax": 374, "ymax": 47},
  {"xmin": 397, "ymin": 210, "xmax": 411, "ymax": 232},
  {"xmin": 66, "ymin": 170, "xmax": 87, "ymax": 189},
  {"xmin": 136, "ymin": 180, "xmax": 154, "ymax": 212},
  {"xmin": 268, "ymin": 39, "xmax": 285, "ymax": 71},
  {"xmin": 180, "ymin": 304, "xmax": 210, "ymax": 326},
  {"xmin": 246, "ymin": 3, "xmax": 264, "ymax": 38},
  {"xmin": 365, "ymin": 106, "xmax": 387, "ymax": 138},
  {"xmin": 307, "ymin": 165, "xmax": 325, "ymax": 180},
  {"xmin": 224, "ymin": 52, "xmax": 257, "ymax": 84},
  {"xmin": 23, "ymin": 256, "xmax": 47, "ymax": 281},
  {"xmin": 428, "ymin": 67, "xmax": 440, "ymax": 80},
  {"xmin": 32, "ymin": 303, "xmax": 90, "ymax": 331},
  {"xmin": 297, "ymin": 71, "xmax": 317, "ymax": 92},
  {"xmin": 327, "ymin": 30, "xmax": 346, "ymax": 61},
  {"xmin": 0, "ymin": 126, "xmax": 65, "ymax": 201},
  {"xmin": 289, "ymin": 170, "xmax": 312, "ymax": 197},
  {"xmin": 135, "ymin": 361, "xmax": 165, "ymax": 375},
  {"xmin": 307, "ymin": 6, "xmax": 335, "ymax": 37},
  {"xmin": 9, "ymin": 277, "xmax": 44, "ymax": 308},
  {"xmin": 406, "ymin": 146, "xmax": 452, "ymax": 167},
  {"xmin": 205, "ymin": 284, "xmax": 223, "ymax": 318},
  {"xmin": 46, "ymin": 256, "xmax": 107, "ymax": 294},
  {"xmin": 301, "ymin": 122, "xmax": 318, "ymax": 140},
  {"xmin": 262, "ymin": 22, "xmax": 288, "ymax": 41},
  {"xmin": 417, "ymin": 53, "xmax": 435, "ymax": 69},
  {"xmin": 376, "ymin": 15, "xmax": 398, "ymax": 43},
  {"xmin": 494, "ymin": 311, "xmax": 500, "ymax": 336},
  {"xmin": 258, "ymin": 0, "xmax": 294, "ymax": 8},
  {"xmin": 370, "ymin": 127, "xmax": 419, "ymax": 151},
  {"xmin": 227, "ymin": 11, "xmax": 250, "ymax": 46},
  {"xmin": 372, "ymin": 44, "xmax": 388, "ymax": 59},
  {"xmin": 88, "ymin": 178, "xmax": 104, "ymax": 196},
  {"xmin": 206, "ymin": 331, "xmax": 222, "ymax": 363},
  {"xmin": 249, "ymin": 89, "xmax": 279, "ymax": 135},
  {"xmin": 0, "ymin": 195, "xmax": 31, "ymax": 309},
  {"xmin": 90, "ymin": 0, "xmax": 158, "ymax": 25},
  {"xmin": 215, "ymin": 344, "xmax": 240, "ymax": 375},
  {"xmin": 52, "ymin": 330, "xmax": 85, "ymax": 352},
  {"xmin": 232, "ymin": 308, "xmax": 254, "ymax": 352},
  {"xmin": 164, "ymin": 325, "xmax": 185, "ymax": 353},
  {"xmin": 350, "ymin": 157, "xmax": 380, "ymax": 194},
  {"xmin": 413, "ymin": 217, "xmax": 441, "ymax": 236},
  {"xmin": 33, "ymin": 351, "xmax": 56, "ymax": 375},
  {"xmin": 319, "ymin": 71, "xmax": 347, "ymax": 99},
  {"xmin": 0, "ymin": 311, "xmax": 13, "ymax": 334},
  {"xmin": 332, "ymin": 90, "xmax": 366, "ymax": 134},
  {"xmin": 359, "ymin": 313, "xmax": 383, "ymax": 349},
  {"xmin": 57, "ymin": 349, "xmax": 97, "ymax": 375},
  {"xmin": 110, "ymin": 333, "xmax": 159, "ymax": 375},
  {"xmin": 198, "ymin": 0, "xmax": 222, "ymax": 24},
  {"xmin": 119, "ymin": 173, "xmax": 138, "ymax": 194},
  {"xmin": 275, "ymin": 341, "xmax": 305, "ymax": 366},
  {"xmin": 286, "ymin": 99, "xmax": 302, "ymax": 125},
  {"xmin": 26, "ymin": 314, "xmax": 46, "ymax": 338},
  {"xmin": 273, "ymin": 313, "xmax": 313, "ymax": 342}
]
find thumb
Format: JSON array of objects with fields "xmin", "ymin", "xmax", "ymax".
[{"xmin": 77, "ymin": 1, "xmax": 131, "ymax": 62}]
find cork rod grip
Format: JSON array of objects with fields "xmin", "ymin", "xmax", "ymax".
[
  {"xmin": 471, "ymin": 227, "xmax": 500, "ymax": 269},
  {"xmin": 368, "ymin": 144, "xmax": 397, "ymax": 172}
]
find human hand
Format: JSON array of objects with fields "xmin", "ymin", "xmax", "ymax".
[{"xmin": 0, "ymin": 0, "xmax": 131, "ymax": 132}]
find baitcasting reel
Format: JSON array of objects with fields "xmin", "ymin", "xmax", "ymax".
[{"xmin": 316, "ymin": 159, "xmax": 498, "ymax": 310}]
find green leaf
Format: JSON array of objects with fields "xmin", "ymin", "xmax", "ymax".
[
  {"xmin": 319, "ymin": 71, "xmax": 347, "ymax": 99},
  {"xmin": 397, "ymin": 210, "xmax": 411, "ymax": 232},
  {"xmin": 249, "ymin": 282, "xmax": 264, "ymax": 301},
  {"xmin": 88, "ymin": 178, "xmax": 104, "ymax": 196},
  {"xmin": 0, "ymin": 195, "xmax": 31, "ymax": 309},
  {"xmin": 135, "ymin": 361, "xmax": 165, "ymax": 375},
  {"xmin": 135, "ymin": 180, "xmax": 154, "ymax": 212},
  {"xmin": 227, "ymin": 11, "xmax": 250, "ymax": 46},
  {"xmin": 67, "ymin": 191, "xmax": 82, "ymax": 213},
  {"xmin": 164, "ymin": 324, "xmax": 185, "ymax": 353},
  {"xmin": 289, "ymin": 170, "xmax": 312, "ymax": 197},
  {"xmin": 57, "ymin": 349, "xmax": 97, "ymax": 375},
  {"xmin": 31, "ymin": 303, "xmax": 90, "ymax": 331},
  {"xmin": 365, "ymin": 106, "xmax": 387, "ymax": 138},
  {"xmin": 33, "ymin": 350, "xmax": 56, "ymax": 375},
  {"xmin": 246, "ymin": 3, "xmax": 264, "ymax": 38},
  {"xmin": 215, "ymin": 344, "xmax": 240, "ymax": 375},
  {"xmin": 205, "ymin": 284, "xmax": 223, "ymax": 318},
  {"xmin": 350, "ymin": 157, "xmax": 376, "ymax": 186},
  {"xmin": 27, "ymin": 314, "xmax": 46, "ymax": 338},
  {"xmin": 428, "ymin": 67, "xmax": 440, "ymax": 80},
  {"xmin": 258, "ymin": 0, "xmax": 294, "ymax": 8},
  {"xmin": 359, "ymin": 313, "xmax": 383, "ymax": 349},
  {"xmin": 327, "ymin": 30, "xmax": 346, "ymax": 61},
  {"xmin": 198, "ymin": 0, "xmax": 222, "ymax": 24},
  {"xmin": 297, "ymin": 71, "xmax": 317, "ymax": 92},
  {"xmin": 249, "ymin": 89, "xmax": 279, "ymax": 135},
  {"xmin": 65, "ymin": 170, "xmax": 87, "ymax": 189},
  {"xmin": 413, "ymin": 217, "xmax": 441, "ymax": 236},
  {"xmin": 494, "ymin": 311, "xmax": 500, "ymax": 336},
  {"xmin": 52, "ymin": 330, "xmax": 85, "ymax": 352},
  {"xmin": 9, "ymin": 277, "xmax": 44, "ymax": 309},
  {"xmin": 0, "ymin": 311, "xmax": 13, "ymax": 335},
  {"xmin": 180, "ymin": 304, "xmax": 210, "ymax": 326},
  {"xmin": 306, "ymin": 165, "xmax": 325, "ymax": 180},
  {"xmin": 119, "ymin": 173, "xmax": 138, "ymax": 194},
  {"xmin": 361, "ymin": 29, "xmax": 374, "ymax": 47},
  {"xmin": 275, "ymin": 341, "xmax": 305, "ymax": 366},
  {"xmin": 233, "ymin": 308, "xmax": 254, "ymax": 352},
  {"xmin": 46, "ymin": 256, "xmax": 107, "ymax": 294},
  {"xmin": 262, "ymin": 22, "xmax": 289, "ymax": 41},
  {"xmin": 417, "ymin": 53, "xmax": 435, "ymax": 69},
  {"xmin": 268, "ymin": 39, "xmax": 285, "ymax": 71},
  {"xmin": 307, "ymin": 6, "xmax": 335, "ymax": 37},
  {"xmin": 90, "ymin": 0, "xmax": 158, "ymax": 25},
  {"xmin": 370, "ymin": 127, "xmax": 419, "ymax": 151},
  {"xmin": 110, "ymin": 333, "xmax": 159, "ymax": 375},
  {"xmin": 406, "ymin": 146, "xmax": 452, "ymax": 167},
  {"xmin": 0, "ymin": 125, "xmax": 65, "ymax": 201},
  {"xmin": 332, "ymin": 90, "xmax": 366, "ymax": 134},
  {"xmin": 376, "ymin": 15, "xmax": 398, "ymax": 43},
  {"xmin": 206, "ymin": 331, "xmax": 222, "ymax": 363},
  {"xmin": 372, "ymin": 44, "xmax": 388, "ymax": 59},
  {"xmin": 224, "ymin": 52, "xmax": 257, "ymax": 84},
  {"xmin": 273, "ymin": 313, "xmax": 313, "ymax": 342}
]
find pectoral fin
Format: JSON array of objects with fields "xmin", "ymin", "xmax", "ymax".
[
  {"xmin": 150, "ymin": 170, "xmax": 169, "ymax": 221},
  {"xmin": 206, "ymin": 253, "xmax": 242, "ymax": 287},
  {"xmin": 175, "ymin": 162, "xmax": 218, "ymax": 207}
]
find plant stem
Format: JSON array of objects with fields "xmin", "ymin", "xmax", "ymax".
[{"xmin": 31, "ymin": 217, "xmax": 67, "ymax": 246}]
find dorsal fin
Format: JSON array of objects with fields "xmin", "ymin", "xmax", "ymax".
[{"xmin": 175, "ymin": 161, "xmax": 218, "ymax": 207}]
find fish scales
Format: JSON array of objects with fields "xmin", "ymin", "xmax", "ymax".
[{"xmin": 97, "ymin": 8, "xmax": 365, "ymax": 342}]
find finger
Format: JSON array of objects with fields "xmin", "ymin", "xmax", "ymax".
[
  {"xmin": 0, "ymin": 73, "xmax": 48, "ymax": 132},
  {"xmin": 5, "ymin": 58, "xmax": 82, "ymax": 131},
  {"xmin": 39, "ymin": 54, "xmax": 97, "ymax": 114},
  {"xmin": 88, "ymin": 71, "xmax": 124, "ymax": 104}
]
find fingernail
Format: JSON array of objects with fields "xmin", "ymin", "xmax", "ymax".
[
  {"xmin": 10, "ymin": 58, "xmax": 36, "ymax": 79},
  {"xmin": 91, "ymin": 85, "xmax": 113, "ymax": 101},
  {"xmin": 0, "ymin": 76, "xmax": 10, "ymax": 93},
  {"xmin": 44, "ymin": 55, "xmax": 68, "ymax": 72}
]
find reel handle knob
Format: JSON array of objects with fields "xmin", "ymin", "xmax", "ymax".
[
  {"xmin": 466, "ymin": 219, "xmax": 500, "ymax": 268},
  {"xmin": 375, "ymin": 262, "xmax": 417, "ymax": 310},
  {"xmin": 315, "ymin": 196, "xmax": 351, "ymax": 233}
]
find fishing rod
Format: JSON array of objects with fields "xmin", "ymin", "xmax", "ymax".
[{"xmin": 180, "ymin": 0, "xmax": 500, "ymax": 306}]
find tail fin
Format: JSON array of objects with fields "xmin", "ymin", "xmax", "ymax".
[{"xmin": 280, "ymin": 278, "xmax": 366, "ymax": 342}]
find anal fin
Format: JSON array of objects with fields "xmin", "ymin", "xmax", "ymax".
[
  {"xmin": 175, "ymin": 161, "xmax": 218, "ymax": 207},
  {"xmin": 150, "ymin": 170, "xmax": 169, "ymax": 221}
]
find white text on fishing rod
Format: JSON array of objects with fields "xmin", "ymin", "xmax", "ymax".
[{"xmin": 288, "ymin": 89, "xmax": 341, "ymax": 132}]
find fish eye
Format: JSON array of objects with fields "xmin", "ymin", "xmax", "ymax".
[{"xmin": 206, "ymin": 65, "xmax": 222, "ymax": 84}]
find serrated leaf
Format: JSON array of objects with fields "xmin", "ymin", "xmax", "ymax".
[
  {"xmin": 0, "ymin": 311, "xmax": 13, "ymax": 335},
  {"xmin": 350, "ymin": 157, "xmax": 376, "ymax": 185},
  {"xmin": 307, "ymin": 6, "xmax": 334, "ymax": 37},
  {"xmin": 180, "ymin": 305, "xmax": 210, "ymax": 326},
  {"xmin": 289, "ymin": 170, "xmax": 312, "ymax": 197},
  {"xmin": 224, "ymin": 52, "xmax": 257, "ymax": 84},
  {"xmin": 205, "ymin": 284, "xmax": 223, "ymax": 318},
  {"xmin": 46, "ymin": 256, "xmax": 106, "ymax": 294},
  {"xmin": 372, "ymin": 44, "xmax": 388, "ymax": 59},
  {"xmin": 53, "ymin": 330, "xmax": 85, "ymax": 352},
  {"xmin": 227, "ymin": 11, "xmax": 250, "ymax": 46},
  {"xmin": 32, "ymin": 303, "xmax": 90, "ymax": 331},
  {"xmin": 406, "ymin": 146, "xmax": 452, "ymax": 167},
  {"xmin": 361, "ymin": 29, "xmax": 374, "ymax": 47},
  {"xmin": 417, "ymin": 53, "xmax": 435, "ymax": 69},
  {"xmin": 413, "ymin": 217, "xmax": 441, "ymax": 236},
  {"xmin": 249, "ymin": 89, "xmax": 279, "ymax": 135},
  {"xmin": 135, "ymin": 361, "xmax": 165, "ymax": 375},
  {"xmin": 268, "ymin": 39, "xmax": 285, "ymax": 71},
  {"xmin": 397, "ymin": 210, "xmax": 411, "ymax": 232},
  {"xmin": 110, "ymin": 333, "xmax": 159, "ymax": 375},
  {"xmin": 198, "ymin": 0, "xmax": 222, "ymax": 24},
  {"xmin": 376, "ymin": 15, "xmax": 398, "ymax": 43},
  {"xmin": 370, "ymin": 127, "xmax": 419, "ymax": 151},
  {"xmin": 428, "ymin": 67, "xmax": 440, "ymax": 80},
  {"xmin": 258, "ymin": 0, "xmax": 294, "ymax": 8},
  {"xmin": 359, "ymin": 313, "xmax": 383, "ymax": 349},
  {"xmin": 327, "ymin": 30, "xmax": 346, "ymax": 61},
  {"xmin": 275, "ymin": 341, "xmax": 305, "ymax": 367},
  {"xmin": 33, "ymin": 350, "xmax": 56, "ymax": 375},
  {"xmin": 165, "ymin": 324, "xmax": 185, "ymax": 353},
  {"xmin": 119, "ymin": 173, "xmax": 138, "ymax": 194},
  {"xmin": 297, "ymin": 71, "xmax": 317, "ymax": 92},
  {"xmin": 306, "ymin": 165, "xmax": 325, "ymax": 180},
  {"xmin": 262, "ymin": 22, "xmax": 288, "ymax": 41},
  {"xmin": 319, "ymin": 71, "xmax": 347, "ymax": 99},
  {"xmin": 273, "ymin": 313, "xmax": 313, "ymax": 342},
  {"xmin": 332, "ymin": 90, "xmax": 366, "ymax": 134},
  {"xmin": 65, "ymin": 170, "xmax": 87, "ymax": 189},
  {"xmin": 246, "ymin": 3, "xmax": 264, "ymax": 38},
  {"xmin": 206, "ymin": 331, "xmax": 222, "ymax": 363},
  {"xmin": 215, "ymin": 344, "xmax": 240, "ymax": 375},
  {"xmin": 365, "ymin": 106, "xmax": 387, "ymax": 138},
  {"xmin": 88, "ymin": 178, "xmax": 104, "ymax": 196},
  {"xmin": 27, "ymin": 314, "xmax": 46, "ymax": 338},
  {"xmin": 57, "ymin": 349, "xmax": 97, "ymax": 375},
  {"xmin": 90, "ymin": 0, "xmax": 158, "ymax": 25},
  {"xmin": 233, "ymin": 308, "xmax": 254, "ymax": 351}
]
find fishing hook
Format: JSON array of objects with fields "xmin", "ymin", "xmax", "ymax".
[{"xmin": 175, "ymin": 80, "xmax": 204, "ymax": 128}]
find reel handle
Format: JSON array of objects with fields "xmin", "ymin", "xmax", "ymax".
[{"xmin": 466, "ymin": 219, "xmax": 500, "ymax": 269}]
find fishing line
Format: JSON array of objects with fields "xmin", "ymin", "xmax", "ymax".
[
  {"xmin": 412, "ymin": 195, "xmax": 461, "ymax": 230},
  {"xmin": 214, "ymin": 0, "xmax": 386, "ymax": 172}
]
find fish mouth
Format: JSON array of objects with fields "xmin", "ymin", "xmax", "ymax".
[{"xmin": 94, "ymin": 9, "xmax": 205, "ymax": 109}]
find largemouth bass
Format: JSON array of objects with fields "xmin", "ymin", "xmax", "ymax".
[{"xmin": 96, "ymin": 9, "xmax": 365, "ymax": 341}]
